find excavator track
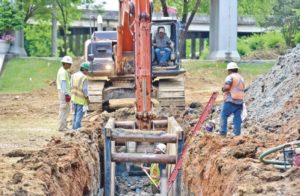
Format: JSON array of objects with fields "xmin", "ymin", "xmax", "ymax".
[
  {"xmin": 158, "ymin": 76, "xmax": 185, "ymax": 110},
  {"xmin": 88, "ymin": 80, "xmax": 105, "ymax": 111}
]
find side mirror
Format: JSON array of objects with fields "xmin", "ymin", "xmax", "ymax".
[{"xmin": 88, "ymin": 54, "xmax": 94, "ymax": 62}]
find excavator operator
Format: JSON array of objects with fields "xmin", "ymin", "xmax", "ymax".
[{"xmin": 152, "ymin": 26, "xmax": 174, "ymax": 66}]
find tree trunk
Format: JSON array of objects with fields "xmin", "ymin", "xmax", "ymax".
[
  {"xmin": 179, "ymin": 0, "xmax": 189, "ymax": 58},
  {"xmin": 180, "ymin": 0, "xmax": 201, "ymax": 58},
  {"xmin": 63, "ymin": 31, "xmax": 67, "ymax": 56},
  {"xmin": 160, "ymin": 0, "xmax": 169, "ymax": 17},
  {"xmin": 51, "ymin": 10, "xmax": 57, "ymax": 57}
]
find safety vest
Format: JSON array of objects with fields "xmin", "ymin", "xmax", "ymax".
[
  {"xmin": 150, "ymin": 163, "xmax": 160, "ymax": 186},
  {"xmin": 71, "ymin": 72, "xmax": 87, "ymax": 105},
  {"xmin": 224, "ymin": 73, "xmax": 245, "ymax": 100}
]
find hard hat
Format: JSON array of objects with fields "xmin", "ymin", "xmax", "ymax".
[
  {"xmin": 61, "ymin": 56, "xmax": 73, "ymax": 64},
  {"xmin": 80, "ymin": 62, "xmax": 90, "ymax": 71},
  {"xmin": 156, "ymin": 143, "xmax": 166, "ymax": 154},
  {"xmin": 159, "ymin": 27, "xmax": 165, "ymax": 33},
  {"xmin": 226, "ymin": 62, "xmax": 239, "ymax": 70}
]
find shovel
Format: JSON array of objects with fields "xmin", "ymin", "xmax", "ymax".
[{"xmin": 140, "ymin": 165, "xmax": 159, "ymax": 188}]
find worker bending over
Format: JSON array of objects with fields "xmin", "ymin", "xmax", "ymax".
[
  {"xmin": 220, "ymin": 62, "xmax": 245, "ymax": 136},
  {"xmin": 71, "ymin": 62, "xmax": 90, "ymax": 130},
  {"xmin": 56, "ymin": 56, "xmax": 72, "ymax": 132},
  {"xmin": 142, "ymin": 143, "xmax": 167, "ymax": 194},
  {"xmin": 153, "ymin": 27, "xmax": 173, "ymax": 66}
]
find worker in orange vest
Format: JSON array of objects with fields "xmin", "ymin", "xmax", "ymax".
[{"xmin": 220, "ymin": 62, "xmax": 245, "ymax": 136}]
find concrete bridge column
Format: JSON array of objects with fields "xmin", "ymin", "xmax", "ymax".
[
  {"xmin": 9, "ymin": 30, "xmax": 27, "ymax": 56},
  {"xmin": 209, "ymin": 0, "xmax": 240, "ymax": 61}
]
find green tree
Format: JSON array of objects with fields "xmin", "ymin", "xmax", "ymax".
[
  {"xmin": 25, "ymin": 23, "xmax": 53, "ymax": 56},
  {"xmin": 238, "ymin": 0, "xmax": 276, "ymax": 24},
  {"xmin": 18, "ymin": 0, "xmax": 49, "ymax": 23},
  {"xmin": 265, "ymin": 0, "xmax": 300, "ymax": 46},
  {"xmin": 157, "ymin": 0, "xmax": 203, "ymax": 57},
  {"xmin": 0, "ymin": 0, "xmax": 24, "ymax": 36}
]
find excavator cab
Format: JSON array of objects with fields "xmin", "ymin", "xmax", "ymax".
[{"xmin": 151, "ymin": 18, "xmax": 184, "ymax": 77}]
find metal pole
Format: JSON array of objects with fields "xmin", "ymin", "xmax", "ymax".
[
  {"xmin": 160, "ymin": 169, "xmax": 167, "ymax": 196},
  {"xmin": 104, "ymin": 128, "xmax": 112, "ymax": 196}
]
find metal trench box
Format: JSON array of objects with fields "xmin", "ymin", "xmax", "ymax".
[{"xmin": 103, "ymin": 117, "xmax": 184, "ymax": 196}]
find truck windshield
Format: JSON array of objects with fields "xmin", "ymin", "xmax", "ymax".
[
  {"xmin": 88, "ymin": 42, "xmax": 112, "ymax": 58},
  {"xmin": 93, "ymin": 32, "xmax": 117, "ymax": 41}
]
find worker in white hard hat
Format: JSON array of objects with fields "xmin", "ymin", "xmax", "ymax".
[
  {"xmin": 56, "ymin": 56, "xmax": 73, "ymax": 131},
  {"xmin": 220, "ymin": 62, "xmax": 245, "ymax": 136},
  {"xmin": 153, "ymin": 26, "xmax": 174, "ymax": 66},
  {"xmin": 141, "ymin": 143, "xmax": 167, "ymax": 194}
]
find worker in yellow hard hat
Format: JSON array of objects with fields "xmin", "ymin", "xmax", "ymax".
[
  {"xmin": 57, "ymin": 56, "xmax": 72, "ymax": 132},
  {"xmin": 71, "ymin": 62, "xmax": 90, "ymax": 130}
]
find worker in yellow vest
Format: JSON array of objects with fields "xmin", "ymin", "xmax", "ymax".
[
  {"xmin": 71, "ymin": 62, "xmax": 90, "ymax": 130},
  {"xmin": 220, "ymin": 62, "xmax": 245, "ymax": 136},
  {"xmin": 149, "ymin": 143, "xmax": 167, "ymax": 194},
  {"xmin": 56, "ymin": 56, "xmax": 72, "ymax": 132}
]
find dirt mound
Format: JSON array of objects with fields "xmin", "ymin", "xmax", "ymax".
[
  {"xmin": 1, "ymin": 130, "xmax": 102, "ymax": 195},
  {"xmin": 245, "ymin": 45, "xmax": 300, "ymax": 122},
  {"xmin": 183, "ymin": 131, "xmax": 300, "ymax": 196}
]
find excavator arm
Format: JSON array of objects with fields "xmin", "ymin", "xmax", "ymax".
[{"xmin": 117, "ymin": 0, "xmax": 154, "ymax": 129}]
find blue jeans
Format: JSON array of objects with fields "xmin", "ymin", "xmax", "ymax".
[
  {"xmin": 72, "ymin": 104, "xmax": 84, "ymax": 130},
  {"xmin": 155, "ymin": 48, "xmax": 171, "ymax": 64},
  {"xmin": 220, "ymin": 102, "xmax": 243, "ymax": 136}
]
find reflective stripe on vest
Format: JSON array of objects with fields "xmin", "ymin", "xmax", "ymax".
[
  {"xmin": 71, "ymin": 73, "xmax": 87, "ymax": 105},
  {"xmin": 229, "ymin": 73, "xmax": 245, "ymax": 100},
  {"xmin": 150, "ymin": 163, "xmax": 160, "ymax": 185}
]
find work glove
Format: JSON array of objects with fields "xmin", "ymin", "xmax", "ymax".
[
  {"xmin": 65, "ymin": 95, "xmax": 71, "ymax": 102},
  {"xmin": 86, "ymin": 97, "xmax": 90, "ymax": 105}
]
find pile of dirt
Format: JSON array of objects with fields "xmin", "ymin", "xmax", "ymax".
[
  {"xmin": 1, "ymin": 130, "xmax": 102, "ymax": 195},
  {"xmin": 183, "ymin": 46, "xmax": 300, "ymax": 195},
  {"xmin": 245, "ymin": 45, "xmax": 300, "ymax": 122},
  {"xmin": 244, "ymin": 45, "xmax": 300, "ymax": 134},
  {"xmin": 183, "ymin": 133, "xmax": 300, "ymax": 196}
]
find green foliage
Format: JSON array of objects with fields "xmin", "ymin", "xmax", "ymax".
[
  {"xmin": 24, "ymin": 24, "xmax": 52, "ymax": 56},
  {"xmin": 264, "ymin": 32, "xmax": 285, "ymax": 48},
  {"xmin": 265, "ymin": 0, "xmax": 300, "ymax": 46},
  {"xmin": 237, "ymin": 32, "xmax": 286, "ymax": 56},
  {"xmin": 0, "ymin": 0, "xmax": 24, "ymax": 35},
  {"xmin": 238, "ymin": 0, "xmax": 276, "ymax": 24},
  {"xmin": 248, "ymin": 35, "xmax": 264, "ymax": 50},
  {"xmin": 293, "ymin": 31, "xmax": 300, "ymax": 44},
  {"xmin": 237, "ymin": 39, "xmax": 251, "ymax": 56},
  {"xmin": 0, "ymin": 58, "xmax": 60, "ymax": 93}
]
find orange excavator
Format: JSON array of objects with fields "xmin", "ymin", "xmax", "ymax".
[{"xmin": 84, "ymin": 0, "xmax": 185, "ymax": 116}]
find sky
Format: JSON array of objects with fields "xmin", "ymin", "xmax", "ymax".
[{"xmin": 94, "ymin": 0, "xmax": 118, "ymax": 11}]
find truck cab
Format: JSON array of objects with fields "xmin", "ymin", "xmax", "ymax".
[{"xmin": 84, "ymin": 31, "xmax": 117, "ymax": 77}]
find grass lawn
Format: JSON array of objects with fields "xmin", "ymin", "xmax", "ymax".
[
  {"xmin": 0, "ymin": 58, "xmax": 274, "ymax": 94},
  {"xmin": 182, "ymin": 61, "xmax": 273, "ymax": 87},
  {"xmin": 0, "ymin": 58, "xmax": 60, "ymax": 93}
]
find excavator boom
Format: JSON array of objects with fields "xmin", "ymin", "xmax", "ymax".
[{"xmin": 117, "ymin": 0, "xmax": 153, "ymax": 129}]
